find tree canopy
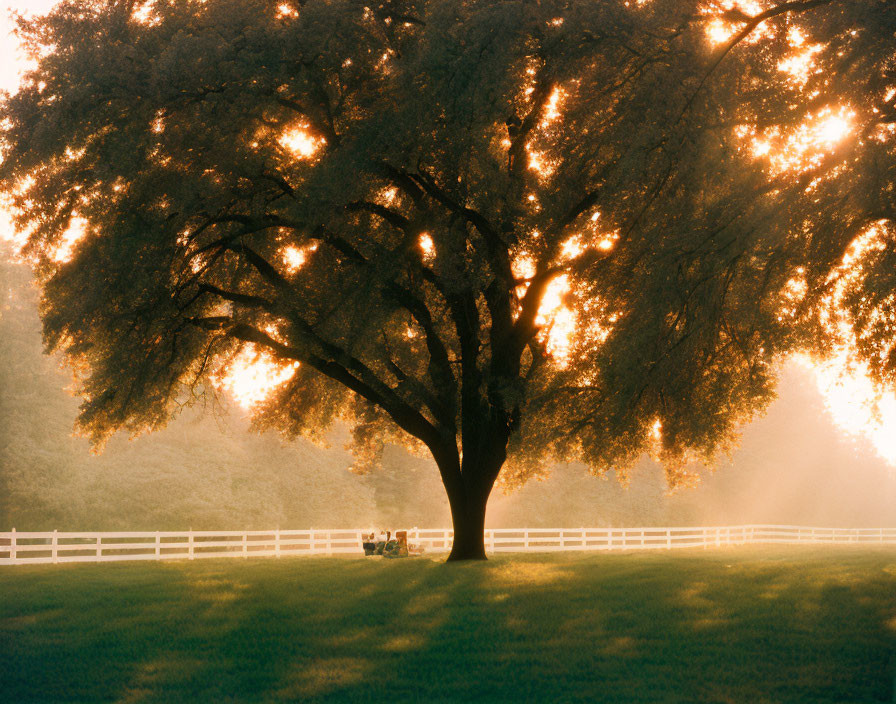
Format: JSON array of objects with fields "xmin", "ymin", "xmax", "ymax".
[{"xmin": 1, "ymin": 0, "xmax": 893, "ymax": 558}]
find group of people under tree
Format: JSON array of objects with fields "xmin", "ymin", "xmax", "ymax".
[{"xmin": 362, "ymin": 530, "xmax": 421, "ymax": 558}]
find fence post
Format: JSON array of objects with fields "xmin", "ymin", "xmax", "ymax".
[
  {"xmin": 276, "ymin": 528, "xmax": 281, "ymax": 557},
  {"xmin": 666, "ymin": 529, "xmax": 671, "ymax": 550},
  {"xmin": 640, "ymin": 529, "xmax": 645, "ymax": 548},
  {"xmin": 607, "ymin": 529, "xmax": 613, "ymax": 550},
  {"xmin": 188, "ymin": 529, "xmax": 194, "ymax": 560},
  {"xmin": 96, "ymin": 534, "xmax": 102, "ymax": 559},
  {"xmin": 242, "ymin": 532, "xmax": 248, "ymax": 558},
  {"xmin": 325, "ymin": 530, "xmax": 332, "ymax": 556},
  {"xmin": 524, "ymin": 529, "xmax": 529, "ymax": 550},
  {"xmin": 155, "ymin": 531, "xmax": 160, "ymax": 559},
  {"xmin": 881, "ymin": 527, "xmax": 884, "ymax": 544},
  {"xmin": 10, "ymin": 528, "xmax": 15, "ymax": 563},
  {"xmin": 52, "ymin": 529, "xmax": 58, "ymax": 564}
]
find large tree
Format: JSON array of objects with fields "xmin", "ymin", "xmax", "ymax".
[{"xmin": 1, "ymin": 0, "xmax": 892, "ymax": 559}]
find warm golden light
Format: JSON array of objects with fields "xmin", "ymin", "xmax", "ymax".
[
  {"xmin": 778, "ymin": 28, "xmax": 823, "ymax": 86},
  {"xmin": 418, "ymin": 232, "xmax": 435, "ymax": 261},
  {"xmin": 132, "ymin": 1, "xmax": 160, "ymax": 26},
  {"xmin": 559, "ymin": 235, "xmax": 584, "ymax": 261},
  {"xmin": 150, "ymin": 110, "xmax": 165, "ymax": 134},
  {"xmin": 281, "ymin": 245, "xmax": 306, "ymax": 273},
  {"xmin": 378, "ymin": 187, "xmax": 398, "ymax": 206},
  {"xmin": 537, "ymin": 274, "xmax": 574, "ymax": 364},
  {"xmin": 276, "ymin": 3, "xmax": 299, "ymax": 19},
  {"xmin": 214, "ymin": 345, "xmax": 299, "ymax": 409},
  {"xmin": 540, "ymin": 87, "xmax": 565, "ymax": 128},
  {"xmin": 597, "ymin": 236, "xmax": 616, "ymax": 252},
  {"xmin": 815, "ymin": 114, "xmax": 851, "ymax": 146},
  {"xmin": 526, "ymin": 145, "xmax": 555, "ymax": 178},
  {"xmin": 279, "ymin": 125, "xmax": 324, "ymax": 159},
  {"xmin": 742, "ymin": 106, "xmax": 855, "ymax": 175},
  {"xmin": 512, "ymin": 251, "xmax": 536, "ymax": 290},
  {"xmin": 797, "ymin": 221, "xmax": 896, "ymax": 468},
  {"xmin": 702, "ymin": 1, "xmax": 770, "ymax": 46},
  {"xmin": 53, "ymin": 216, "xmax": 88, "ymax": 263},
  {"xmin": 706, "ymin": 19, "xmax": 736, "ymax": 46},
  {"xmin": 797, "ymin": 352, "xmax": 896, "ymax": 467}
]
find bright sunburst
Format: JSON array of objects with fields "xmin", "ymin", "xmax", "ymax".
[
  {"xmin": 798, "ymin": 352, "xmax": 896, "ymax": 466},
  {"xmin": 213, "ymin": 345, "xmax": 299, "ymax": 409}
]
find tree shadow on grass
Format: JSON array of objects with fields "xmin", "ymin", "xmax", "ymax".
[{"xmin": 2, "ymin": 547, "xmax": 894, "ymax": 703}]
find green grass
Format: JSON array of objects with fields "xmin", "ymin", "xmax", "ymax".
[{"xmin": 2, "ymin": 546, "xmax": 895, "ymax": 703}]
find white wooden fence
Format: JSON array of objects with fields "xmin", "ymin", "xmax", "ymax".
[
  {"xmin": 0, "ymin": 525, "xmax": 896, "ymax": 565},
  {"xmin": 1, "ymin": 525, "xmax": 894, "ymax": 565}
]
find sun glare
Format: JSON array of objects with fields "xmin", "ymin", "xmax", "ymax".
[
  {"xmin": 778, "ymin": 28, "xmax": 823, "ymax": 86},
  {"xmin": 280, "ymin": 243, "xmax": 317, "ymax": 274},
  {"xmin": 540, "ymin": 87, "xmax": 565, "ymax": 128},
  {"xmin": 797, "ymin": 221, "xmax": 896, "ymax": 468},
  {"xmin": 702, "ymin": 1, "xmax": 771, "ymax": 46},
  {"xmin": 815, "ymin": 114, "xmax": 851, "ymax": 146},
  {"xmin": 742, "ymin": 106, "xmax": 855, "ymax": 175},
  {"xmin": 419, "ymin": 232, "xmax": 435, "ymax": 262},
  {"xmin": 132, "ymin": 1, "xmax": 161, "ymax": 26},
  {"xmin": 279, "ymin": 125, "xmax": 324, "ymax": 159},
  {"xmin": 214, "ymin": 345, "xmax": 299, "ymax": 409},
  {"xmin": 276, "ymin": 3, "xmax": 299, "ymax": 19},
  {"xmin": 53, "ymin": 216, "xmax": 88, "ymax": 263},
  {"xmin": 526, "ymin": 145, "xmax": 555, "ymax": 178},
  {"xmin": 798, "ymin": 352, "xmax": 896, "ymax": 467},
  {"xmin": 537, "ymin": 274, "xmax": 574, "ymax": 364}
]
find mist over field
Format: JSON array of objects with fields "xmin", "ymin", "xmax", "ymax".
[{"xmin": 2, "ymin": 252, "xmax": 895, "ymax": 532}]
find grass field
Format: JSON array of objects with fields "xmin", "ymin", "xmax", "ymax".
[{"xmin": 2, "ymin": 546, "xmax": 895, "ymax": 703}]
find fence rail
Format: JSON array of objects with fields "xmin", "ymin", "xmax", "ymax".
[{"xmin": 1, "ymin": 525, "xmax": 894, "ymax": 565}]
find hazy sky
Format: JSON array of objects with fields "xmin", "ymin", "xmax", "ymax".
[{"xmin": 1, "ymin": 2, "xmax": 58, "ymax": 93}]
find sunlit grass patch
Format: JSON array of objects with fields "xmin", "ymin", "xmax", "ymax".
[{"xmin": 1, "ymin": 546, "xmax": 895, "ymax": 703}]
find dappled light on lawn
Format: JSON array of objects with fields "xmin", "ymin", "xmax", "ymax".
[
  {"xmin": 491, "ymin": 559, "xmax": 573, "ymax": 587},
  {"xmin": 3, "ymin": 549, "xmax": 896, "ymax": 702}
]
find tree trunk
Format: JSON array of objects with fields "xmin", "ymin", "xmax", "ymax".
[
  {"xmin": 432, "ymin": 413, "xmax": 510, "ymax": 561},
  {"xmin": 445, "ymin": 483, "xmax": 491, "ymax": 561}
]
